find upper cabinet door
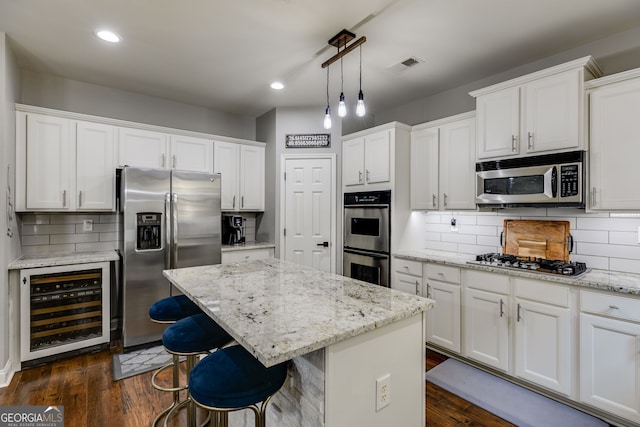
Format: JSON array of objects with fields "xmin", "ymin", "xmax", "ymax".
[
  {"xmin": 76, "ymin": 121, "xmax": 116, "ymax": 211},
  {"xmin": 476, "ymin": 87, "xmax": 520, "ymax": 159},
  {"xmin": 239, "ymin": 145, "xmax": 265, "ymax": 211},
  {"xmin": 343, "ymin": 137, "xmax": 365, "ymax": 187},
  {"xmin": 169, "ymin": 135, "xmax": 213, "ymax": 173},
  {"xmin": 410, "ymin": 127, "xmax": 439, "ymax": 210},
  {"xmin": 26, "ymin": 114, "xmax": 73, "ymax": 210},
  {"xmin": 522, "ymin": 70, "xmax": 580, "ymax": 154},
  {"xmin": 589, "ymin": 77, "xmax": 640, "ymax": 210},
  {"xmin": 213, "ymin": 141, "xmax": 240, "ymax": 210},
  {"xmin": 439, "ymin": 117, "xmax": 476, "ymax": 210},
  {"xmin": 118, "ymin": 127, "xmax": 168, "ymax": 168},
  {"xmin": 364, "ymin": 130, "xmax": 391, "ymax": 184}
]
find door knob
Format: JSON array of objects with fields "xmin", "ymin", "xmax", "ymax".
[{"xmin": 317, "ymin": 242, "xmax": 329, "ymax": 247}]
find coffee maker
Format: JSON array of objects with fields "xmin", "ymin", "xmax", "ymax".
[{"xmin": 222, "ymin": 215, "xmax": 245, "ymax": 245}]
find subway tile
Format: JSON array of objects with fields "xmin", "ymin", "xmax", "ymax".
[
  {"xmin": 22, "ymin": 235, "xmax": 50, "ymax": 246},
  {"xmin": 571, "ymin": 254, "xmax": 609, "ymax": 270},
  {"xmin": 76, "ymin": 222, "xmax": 120, "ymax": 233},
  {"xmin": 477, "ymin": 235, "xmax": 500, "ymax": 247},
  {"xmin": 99, "ymin": 232, "xmax": 120, "ymax": 242},
  {"xmin": 100, "ymin": 214, "xmax": 120, "ymax": 223},
  {"xmin": 458, "ymin": 244, "xmax": 497, "ymax": 255},
  {"xmin": 423, "ymin": 241, "xmax": 457, "ymax": 252},
  {"xmin": 423, "ymin": 213, "xmax": 442, "ymax": 224},
  {"xmin": 424, "ymin": 232, "xmax": 441, "ymax": 242},
  {"xmin": 610, "ymin": 258, "xmax": 640, "ymax": 275},
  {"xmin": 50, "ymin": 214, "xmax": 101, "ymax": 224},
  {"xmin": 571, "ymin": 230, "xmax": 608, "ymax": 244},
  {"xmin": 425, "ymin": 223, "xmax": 450, "ymax": 233},
  {"xmin": 577, "ymin": 217, "xmax": 640, "ymax": 232},
  {"xmin": 50, "ymin": 233, "xmax": 100, "ymax": 244},
  {"xmin": 609, "ymin": 231, "xmax": 638, "ymax": 246},
  {"xmin": 19, "ymin": 214, "xmax": 50, "ymax": 225},
  {"xmin": 441, "ymin": 233, "xmax": 476, "ymax": 244},
  {"xmin": 577, "ymin": 242, "xmax": 640, "ymax": 260},
  {"xmin": 476, "ymin": 216, "xmax": 507, "ymax": 226},
  {"xmin": 76, "ymin": 241, "xmax": 119, "ymax": 252},
  {"xmin": 22, "ymin": 224, "xmax": 76, "ymax": 236},
  {"xmin": 458, "ymin": 224, "xmax": 497, "ymax": 236},
  {"xmin": 21, "ymin": 244, "xmax": 75, "ymax": 256}
]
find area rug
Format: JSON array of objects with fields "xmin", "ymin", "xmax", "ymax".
[
  {"xmin": 112, "ymin": 345, "xmax": 172, "ymax": 381},
  {"xmin": 426, "ymin": 358, "xmax": 607, "ymax": 427}
]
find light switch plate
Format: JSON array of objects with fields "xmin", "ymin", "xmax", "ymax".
[{"xmin": 83, "ymin": 219, "xmax": 93, "ymax": 232}]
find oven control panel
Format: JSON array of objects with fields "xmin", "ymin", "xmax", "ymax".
[{"xmin": 560, "ymin": 164, "xmax": 580, "ymax": 198}]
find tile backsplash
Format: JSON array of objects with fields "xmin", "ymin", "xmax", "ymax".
[{"xmin": 411, "ymin": 208, "xmax": 640, "ymax": 275}]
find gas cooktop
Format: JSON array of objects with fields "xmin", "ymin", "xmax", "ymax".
[{"xmin": 469, "ymin": 253, "xmax": 588, "ymax": 277}]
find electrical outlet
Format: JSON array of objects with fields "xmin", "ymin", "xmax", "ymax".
[
  {"xmin": 83, "ymin": 219, "xmax": 93, "ymax": 232},
  {"xmin": 450, "ymin": 218, "xmax": 458, "ymax": 232},
  {"xmin": 376, "ymin": 373, "xmax": 391, "ymax": 411}
]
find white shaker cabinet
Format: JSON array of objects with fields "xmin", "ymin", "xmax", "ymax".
[
  {"xmin": 393, "ymin": 258, "xmax": 422, "ymax": 296},
  {"xmin": 587, "ymin": 70, "xmax": 640, "ymax": 210},
  {"xmin": 24, "ymin": 113, "xmax": 73, "ymax": 210},
  {"xmin": 580, "ymin": 291, "xmax": 640, "ymax": 424},
  {"xmin": 463, "ymin": 270, "xmax": 510, "ymax": 372},
  {"xmin": 410, "ymin": 112, "xmax": 476, "ymax": 210},
  {"xmin": 118, "ymin": 127, "xmax": 168, "ymax": 168},
  {"xmin": 424, "ymin": 263, "xmax": 461, "ymax": 354},
  {"xmin": 76, "ymin": 121, "xmax": 116, "ymax": 211},
  {"xmin": 513, "ymin": 278, "xmax": 571, "ymax": 396},
  {"xmin": 214, "ymin": 141, "xmax": 265, "ymax": 211},
  {"xmin": 471, "ymin": 56, "xmax": 600, "ymax": 160},
  {"xmin": 168, "ymin": 135, "xmax": 213, "ymax": 173},
  {"xmin": 343, "ymin": 130, "xmax": 391, "ymax": 187}
]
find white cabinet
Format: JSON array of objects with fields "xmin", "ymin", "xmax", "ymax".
[
  {"xmin": 168, "ymin": 135, "xmax": 213, "ymax": 173},
  {"xmin": 343, "ymin": 130, "xmax": 391, "ymax": 187},
  {"xmin": 513, "ymin": 278, "xmax": 571, "ymax": 396},
  {"xmin": 393, "ymin": 258, "xmax": 422, "ymax": 295},
  {"xmin": 76, "ymin": 121, "xmax": 116, "ymax": 210},
  {"xmin": 410, "ymin": 113, "xmax": 476, "ymax": 210},
  {"xmin": 580, "ymin": 291, "xmax": 640, "ymax": 424},
  {"xmin": 221, "ymin": 247, "xmax": 274, "ymax": 264},
  {"xmin": 118, "ymin": 127, "xmax": 168, "ymax": 168},
  {"xmin": 214, "ymin": 141, "xmax": 265, "ymax": 211},
  {"xmin": 471, "ymin": 56, "xmax": 600, "ymax": 159},
  {"xmin": 19, "ymin": 113, "xmax": 115, "ymax": 211},
  {"xmin": 424, "ymin": 263, "xmax": 461, "ymax": 353},
  {"xmin": 24, "ymin": 113, "xmax": 73, "ymax": 210},
  {"xmin": 588, "ymin": 71, "xmax": 640, "ymax": 210},
  {"xmin": 463, "ymin": 271, "xmax": 510, "ymax": 372}
]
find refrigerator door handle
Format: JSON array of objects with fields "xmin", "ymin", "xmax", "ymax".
[
  {"xmin": 172, "ymin": 193, "xmax": 179, "ymax": 268},
  {"xmin": 165, "ymin": 193, "xmax": 171, "ymax": 269}
]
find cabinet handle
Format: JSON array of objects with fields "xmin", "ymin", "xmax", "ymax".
[
  {"xmin": 432, "ymin": 194, "xmax": 437, "ymax": 208},
  {"xmin": 232, "ymin": 195, "xmax": 236, "ymax": 209},
  {"xmin": 358, "ymin": 171, "xmax": 363, "ymax": 183},
  {"xmin": 609, "ymin": 305, "xmax": 619, "ymax": 310},
  {"xmin": 366, "ymin": 169, "xmax": 370, "ymax": 183},
  {"xmin": 592, "ymin": 187, "xmax": 597, "ymax": 208},
  {"xmin": 443, "ymin": 193, "xmax": 448, "ymax": 208},
  {"xmin": 511, "ymin": 134, "xmax": 517, "ymax": 151},
  {"xmin": 78, "ymin": 191, "xmax": 82, "ymax": 208},
  {"xmin": 415, "ymin": 280, "xmax": 420, "ymax": 295},
  {"xmin": 62, "ymin": 190, "xmax": 66, "ymax": 207},
  {"xmin": 172, "ymin": 155, "xmax": 176, "ymax": 169},
  {"xmin": 403, "ymin": 265, "xmax": 409, "ymax": 270},
  {"xmin": 517, "ymin": 303, "xmax": 522, "ymax": 322},
  {"xmin": 241, "ymin": 196, "xmax": 244, "ymax": 208},
  {"xmin": 161, "ymin": 153, "xmax": 166, "ymax": 168},
  {"xmin": 527, "ymin": 132, "xmax": 534, "ymax": 149},
  {"xmin": 426, "ymin": 283, "xmax": 431, "ymax": 298},
  {"xmin": 499, "ymin": 299, "xmax": 504, "ymax": 318}
]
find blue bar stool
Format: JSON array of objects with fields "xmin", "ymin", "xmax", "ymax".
[
  {"xmin": 161, "ymin": 313, "xmax": 233, "ymax": 427},
  {"xmin": 188, "ymin": 345, "xmax": 289, "ymax": 427},
  {"xmin": 148, "ymin": 295, "xmax": 202, "ymax": 427}
]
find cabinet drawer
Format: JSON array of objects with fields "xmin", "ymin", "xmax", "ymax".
[
  {"xmin": 581, "ymin": 290, "xmax": 640, "ymax": 323},
  {"xmin": 394, "ymin": 258, "xmax": 423, "ymax": 277},
  {"xmin": 426, "ymin": 263, "xmax": 460, "ymax": 284},
  {"xmin": 464, "ymin": 269, "xmax": 510, "ymax": 294},
  {"xmin": 393, "ymin": 272, "xmax": 422, "ymax": 295},
  {"xmin": 221, "ymin": 248, "xmax": 273, "ymax": 264},
  {"xmin": 514, "ymin": 278, "xmax": 570, "ymax": 307}
]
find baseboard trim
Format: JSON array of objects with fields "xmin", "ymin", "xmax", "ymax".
[{"xmin": 0, "ymin": 357, "xmax": 15, "ymax": 388}]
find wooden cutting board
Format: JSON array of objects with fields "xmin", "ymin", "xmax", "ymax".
[{"xmin": 502, "ymin": 220, "xmax": 571, "ymax": 261}]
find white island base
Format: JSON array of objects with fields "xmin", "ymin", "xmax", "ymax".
[{"xmin": 229, "ymin": 314, "xmax": 425, "ymax": 427}]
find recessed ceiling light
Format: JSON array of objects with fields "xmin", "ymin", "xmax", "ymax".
[
  {"xmin": 95, "ymin": 30, "xmax": 121, "ymax": 43},
  {"xmin": 270, "ymin": 82, "xmax": 284, "ymax": 90}
]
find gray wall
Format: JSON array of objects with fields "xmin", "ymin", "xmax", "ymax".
[
  {"xmin": 256, "ymin": 107, "xmax": 342, "ymax": 260},
  {"xmin": 21, "ymin": 70, "xmax": 256, "ymax": 140},
  {"xmin": 1, "ymin": 32, "xmax": 22, "ymax": 385}
]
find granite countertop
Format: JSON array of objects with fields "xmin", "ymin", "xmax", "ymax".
[
  {"xmin": 221, "ymin": 241, "xmax": 276, "ymax": 252},
  {"xmin": 163, "ymin": 258, "xmax": 435, "ymax": 367},
  {"xmin": 8, "ymin": 250, "xmax": 120, "ymax": 270},
  {"xmin": 394, "ymin": 249, "xmax": 640, "ymax": 295}
]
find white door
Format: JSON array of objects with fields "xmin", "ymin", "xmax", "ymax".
[
  {"xmin": 213, "ymin": 141, "xmax": 239, "ymax": 210},
  {"xmin": 76, "ymin": 121, "xmax": 116, "ymax": 211},
  {"xmin": 476, "ymin": 86, "xmax": 520, "ymax": 159},
  {"xmin": 343, "ymin": 137, "xmax": 365, "ymax": 187},
  {"xmin": 169, "ymin": 135, "xmax": 213, "ymax": 173},
  {"xmin": 118, "ymin": 127, "xmax": 168, "ymax": 168},
  {"xmin": 439, "ymin": 117, "xmax": 476, "ymax": 210},
  {"xmin": 364, "ymin": 130, "xmax": 391, "ymax": 184},
  {"xmin": 410, "ymin": 127, "xmax": 439, "ymax": 210},
  {"xmin": 239, "ymin": 145, "xmax": 265, "ymax": 211},
  {"xmin": 426, "ymin": 280, "xmax": 461, "ymax": 353},
  {"xmin": 283, "ymin": 157, "xmax": 333, "ymax": 272}
]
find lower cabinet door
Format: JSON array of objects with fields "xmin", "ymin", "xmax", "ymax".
[
  {"xmin": 580, "ymin": 313, "xmax": 640, "ymax": 424},
  {"xmin": 463, "ymin": 287, "xmax": 509, "ymax": 372},
  {"xmin": 426, "ymin": 280, "xmax": 461, "ymax": 353},
  {"xmin": 514, "ymin": 299, "xmax": 571, "ymax": 395}
]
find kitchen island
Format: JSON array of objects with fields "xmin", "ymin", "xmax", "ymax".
[{"xmin": 163, "ymin": 258, "xmax": 435, "ymax": 427}]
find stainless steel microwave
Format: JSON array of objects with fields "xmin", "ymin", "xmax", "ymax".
[{"xmin": 476, "ymin": 151, "xmax": 585, "ymax": 208}]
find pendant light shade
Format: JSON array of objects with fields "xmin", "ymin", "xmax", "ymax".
[
  {"xmin": 338, "ymin": 57, "xmax": 347, "ymax": 117},
  {"xmin": 355, "ymin": 44, "xmax": 366, "ymax": 117}
]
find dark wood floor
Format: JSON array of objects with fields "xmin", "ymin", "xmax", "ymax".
[{"xmin": 0, "ymin": 346, "xmax": 514, "ymax": 426}]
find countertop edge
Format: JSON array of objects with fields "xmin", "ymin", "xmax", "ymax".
[
  {"xmin": 221, "ymin": 242, "xmax": 276, "ymax": 252},
  {"xmin": 394, "ymin": 249, "xmax": 640, "ymax": 295},
  {"xmin": 8, "ymin": 250, "xmax": 120, "ymax": 270}
]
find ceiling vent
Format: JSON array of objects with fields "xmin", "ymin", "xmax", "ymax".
[{"xmin": 388, "ymin": 56, "xmax": 423, "ymax": 73}]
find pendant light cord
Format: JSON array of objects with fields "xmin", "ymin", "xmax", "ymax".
[
  {"xmin": 359, "ymin": 44, "xmax": 362, "ymax": 90},
  {"xmin": 326, "ymin": 67, "xmax": 330, "ymax": 106}
]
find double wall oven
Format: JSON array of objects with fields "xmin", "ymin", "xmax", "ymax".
[{"xmin": 343, "ymin": 190, "xmax": 391, "ymax": 287}]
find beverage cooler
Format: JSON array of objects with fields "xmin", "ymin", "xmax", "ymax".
[{"xmin": 20, "ymin": 262, "xmax": 110, "ymax": 362}]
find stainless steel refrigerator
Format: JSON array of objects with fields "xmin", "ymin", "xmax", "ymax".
[{"xmin": 120, "ymin": 167, "xmax": 221, "ymax": 348}]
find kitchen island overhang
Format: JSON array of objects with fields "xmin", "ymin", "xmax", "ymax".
[{"xmin": 163, "ymin": 259, "xmax": 435, "ymax": 427}]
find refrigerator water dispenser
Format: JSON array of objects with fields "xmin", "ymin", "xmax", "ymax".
[{"xmin": 136, "ymin": 213, "xmax": 161, "ymax": 250}]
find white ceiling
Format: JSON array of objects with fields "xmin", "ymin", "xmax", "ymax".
[{"xmin": 3, "ymin": 0, "xmax": 640, "ymax": 118}]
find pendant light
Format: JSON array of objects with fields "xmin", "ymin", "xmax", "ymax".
[
  {"xmin": 338, "ymin": 56, "xmax": 347, "ymax": 117},
  {"xmin": 323, "ymin": 67, "xmax": 332, "ymax": 129},
  {"xmin": 356, "ymin": 44, "xmax": 366, "ymax": 117}
]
